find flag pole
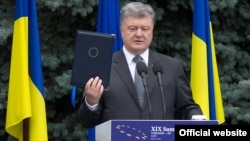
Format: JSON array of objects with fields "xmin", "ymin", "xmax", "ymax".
[{"xmin": 23, "ymin": 119, "xmax": 29, "ymax": 141}]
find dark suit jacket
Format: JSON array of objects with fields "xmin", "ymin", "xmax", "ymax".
[{"xmin": 78, "ymin": 49, "xmax": 203, "ymax": 128}]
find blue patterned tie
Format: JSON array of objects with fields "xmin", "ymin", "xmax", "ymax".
[{"xmin": 133, "ymin": 55, "xmax": 144, "ymax": 106}]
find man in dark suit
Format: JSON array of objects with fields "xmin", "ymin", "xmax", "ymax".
[{"xmin": 77, "ymin": 2, "xmax": 205, "ymax": 128}]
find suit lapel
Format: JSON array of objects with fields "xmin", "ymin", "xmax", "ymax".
[{"xmin": 147, "ymin": 51, "xmax": 158, "ymax": 97}]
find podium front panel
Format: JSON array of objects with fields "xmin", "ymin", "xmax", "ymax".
[{"xmin": 93, "ymin": 120, "xmax": 218, "ymax": 141}]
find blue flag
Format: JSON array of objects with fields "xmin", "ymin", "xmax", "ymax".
[
  {"xmin": 87, "ymin": 0, "xmax": 123, "ymax": 141},
  {"xmin": 97, "ymin": 0, "xmax": 123, "ymax": 52}
]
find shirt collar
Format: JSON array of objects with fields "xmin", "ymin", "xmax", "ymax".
[{"xmin": 122, "ymin": 46, "xmax": 149, "ymax": 65}]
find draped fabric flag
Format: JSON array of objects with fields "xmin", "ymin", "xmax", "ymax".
[
  {"xmin": 87, "ymin": 0, "xmax": 123, "ymax": 140},
  {"xmin": 5, "ymin": 0, "xmax": 48, "ymax": 140},
  {"xmin": 191, "ymin": 0, "xmax": 225, "ymax": 124},
  {"xmin": 97, "ymin": 0, "xmax": 123, "ymax": 52}
]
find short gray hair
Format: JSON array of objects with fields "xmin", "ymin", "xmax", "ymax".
[{"xmin": 120, "ymin": 2, "xmax": 155, "ymax": 24}]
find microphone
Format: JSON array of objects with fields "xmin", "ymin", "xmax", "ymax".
[
  {"xmin": 136, "ymin": 61, "xmax": 152, "ymax": 119},
  {"xmin": 152, "ymin": 61, "xmax": 166, "ymax": 119}
]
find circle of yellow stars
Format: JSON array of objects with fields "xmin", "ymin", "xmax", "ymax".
[
  {"xmin": 88, "ymin": 47, "xmax": 99, "ymax": 58},
  {"xmin": 115, "ymin": 124, "xmax": 148, "ymax": 140}
]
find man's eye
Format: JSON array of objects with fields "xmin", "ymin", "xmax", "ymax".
[
  {"xmin": 128, "ymin": 27, "xmax": 137, "ymax": 31},
  {"xmin": 128, "ymin": 26, "xmax": 150, "ymax": 32},
  {"xmin": 142, "ymin": 27, "xmax": 149, "ymax": 31}
]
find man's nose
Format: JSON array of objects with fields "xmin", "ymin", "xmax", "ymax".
[{"xmin": 135, "ymin": 29, "xmax": 143, "ymax": 36}]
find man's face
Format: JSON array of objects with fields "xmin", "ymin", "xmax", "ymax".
[{"xmin": 120, "ymin": 16, "xmax": 154, "ymax": 55}]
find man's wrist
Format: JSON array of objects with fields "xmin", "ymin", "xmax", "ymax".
[{"xmin": 85, "ymin": 97, "xmax": 99, "ymax": 111}]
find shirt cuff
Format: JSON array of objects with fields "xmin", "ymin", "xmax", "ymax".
[
  {"xmin": 85, "ymin": 97, "xmax": 99, "ymax": 111},
  {"xmin": 191, "ymin": 115, "xmax": 207, "ymax": 120}
]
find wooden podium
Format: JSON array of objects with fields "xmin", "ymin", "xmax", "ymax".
[{"xmin": 87, "ymin": 120, "xmax": 218, "ymax": 141}]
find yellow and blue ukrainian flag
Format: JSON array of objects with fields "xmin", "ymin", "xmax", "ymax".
[
  {"xmin": 191, "ymin": 0, "xmax": 225, "ymax": 124},
  {"xmin": 5, "ymin": 0, "xmax": 48, "ymax": 140}
]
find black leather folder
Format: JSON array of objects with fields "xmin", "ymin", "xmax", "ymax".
[{"xmin": 71, "ymin": 30, "xmax": 115, "ymax": 89}]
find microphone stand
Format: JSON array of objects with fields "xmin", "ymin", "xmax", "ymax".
[
  {"xmin": 157, "ymin": 72, "xmax": 166, "ymax": 119},
  {"xmin": 137, "ymin": 61, "xmax": 152, "ymax": 119},
  {"xmin": 153, "ymin": 61, "xmax": 166, "ymax": 119},
  {"xmin": 141, "ymin": 74, "xmax": 152, "ymax": 119}
]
